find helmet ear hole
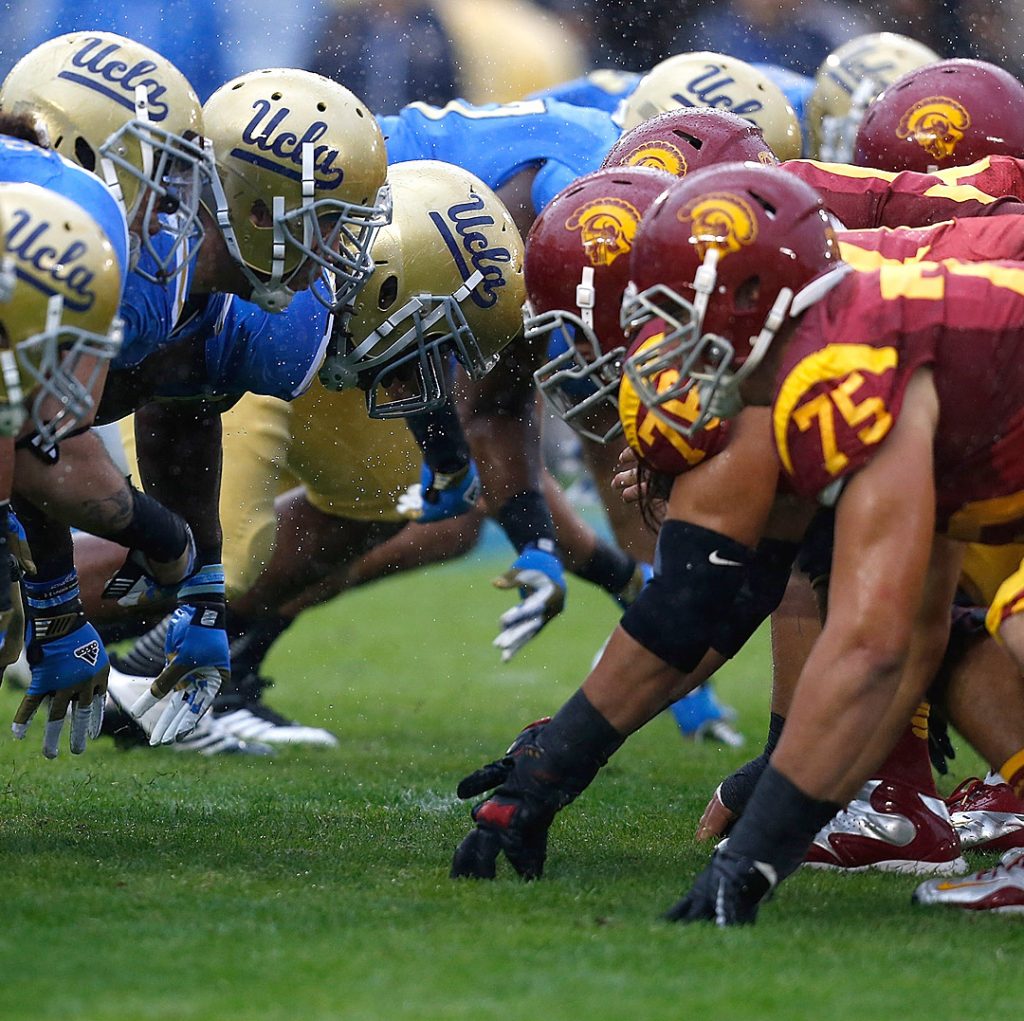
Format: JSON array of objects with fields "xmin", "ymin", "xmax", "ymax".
[
  {"xmin": 249, "ymin": 199, "xmax": 273, "ymax": 229},
  {"xmin": 74, "ymin": 136, "xmax": 96, "ymax": 171},
  {"xmin": 735, "ymin": 276, "xmax": 761, "ymax": 312},
  {"xmin": 377, "ymin": 274, "xmax": 399, "ymax": 311}
]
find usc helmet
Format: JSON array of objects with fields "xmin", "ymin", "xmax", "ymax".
[
  {"xmin": 603, "ymin": 108, "xmax": 778, "ymax": 178},
  {"xmin": 526, "ymin": 166, "xmax": 670, "ymax": 444},
  {"xmin": 0, "ymin": 32, "xmax": 209, "ymax": 282},
  {"xmin": 318, "ymin": 160, "xmax": 524, "ymax": 418},
  {"xmin": 0, "ymin": 182, "xmax": 122, "ymax": 447},
  {"xmin": 618, "ymin": 52, "xmax": 802, "ymax": 161},
  {"xmin": 621, "ymin": 162, "xmax": 842, "ymax": 437},
  {"xmin": 202, "ymin": 68, "xmax": 390, "ymax": 314},
  {"xmin": 855, "ymin": 59, "xmax": 1024, "ymax": 172},
  {"xmin": 807, "ymin": 32, "xmax": 939, "ymax": 162}
]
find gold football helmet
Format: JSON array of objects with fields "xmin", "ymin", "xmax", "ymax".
[
  {"xmin": 807, "ymin": 32, "xmax": 939, "ymax": 162},
  {"xmin": 202, "ymin": 68, "xmax": 390, "ymax": 314},
  {"xmin": 0, "ymin": 182, "xmax": 123, "ymax": 448},
  {"xmin": 0, "ymin": 31, "xmax": 209, "ymax": 282},
  {"xmin": 618, "ymin": 51, "xmax": 802, "ymax": 160},
  {"xmin": 318, "ymin": 160, "xmax": 525, "ymax": 418}
]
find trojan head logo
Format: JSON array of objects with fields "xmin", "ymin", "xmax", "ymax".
[
  {"xmin": 622, "ymin": 141, "xmax": 688, "ymax": 177},
  {"xmin": 678, "ymin": 192, "xmax": 758, "ymax": 261},
  {"xmin": 896, "ymin": 96, "xmax": 971, "ymax": 161},
  {"xmin": 565, "ymin": 198, "xmax": 642, "ymax": 267},
  {"xmin": 757, "ymin": 150, "xmax": 776, "ymax": 166}
]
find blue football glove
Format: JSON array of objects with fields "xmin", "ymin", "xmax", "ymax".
[
  {"xmin": 128, "ymin": 564, "xmax": 229, "ymax": 745},
  {"xmin": 492, "ymin": 541, "xmax": 566, "ymax": 661},
  {"xmin": 12, "ymin": 619, "xmax": 109, "ymax": 758},
  {"xmin": 396, "ymin": 461, "xmax": 482, "ymax": 523},
  {"xmin": 101, "ymin": 526, "xmax": 196, "ymax": 608}
]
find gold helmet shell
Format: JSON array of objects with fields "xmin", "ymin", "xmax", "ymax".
[
  {"xmin": 319, "ymin": 160, "xmax": 525, "ymax": 418},
  {"xmin": 0, "ymin": 31, "xmax": 209, "ymax": 281},
  {"xmin": 0, "ymin": 182, "xmax": 122, "ymax": 446},
  {"xmin": 618, "ymin": 51, "xmax": 802, "ymax": 160},
  {"xmin": 202, "ymin": 68, "xmax": 390, "ymax": 313},
  {"xmin": 807, "ymin": 32, "xmax": 939, "ymax": 162}
]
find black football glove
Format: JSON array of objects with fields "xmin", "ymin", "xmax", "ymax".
[{"xmin": 664, "ymin": 847, "xmax": 777, "ymax": 927}]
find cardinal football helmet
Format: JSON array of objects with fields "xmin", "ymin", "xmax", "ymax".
[
  {"xmin": 603, "ymin": 108, "xmax": 778, "ymax": 178},
  {"xmin": 618, "ymin": 52, "xmax": 802, "ymax": 160},
  {"xmin": 318, "ymin": 160, "xmax": 524, "ymax": 418},
  {"xmin": 526, "ymin": 166, "xmax": 670, "ymax": 443},
  {"xmin": 621, "ymin": 162, "xmax": 842, "ymax": 437},
  {"xmin": 0, "ymin": 31, "xmax": 209, "ymax": 282},
  {"xmin": 855, "ymin": 59, "xmax": 1024, "ymax": 172},
  {"xmin": 807, "ymin": 32, "xmax": 939, "ymax": 163},
  {"xmin": 0, "ymin": 182, "xmax": 123, "ymax": 447},
  {"xmin": 202, "ymin": 68, "xmax": 390, "ymax": 314}
]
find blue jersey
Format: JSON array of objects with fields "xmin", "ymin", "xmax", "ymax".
[
  {"xmin": 752, "ymin": 63, "xmax": 815, "ymax": 141},
  {"xmin": 380, "ymin": 97, "xmax": 620, "ymax": 215},
  {"xmin": 528, "ymin": 70, "xmax": 642, "ymax": 116},
  {"xmin": 156, "ymin": 279, "xmax": 331, "ymax": 403},
  {"xmin": 0, "ymin": 134, "xmax": 130, "ymax": 285},
  {"xmin": 115, "ymin": 230, "xmax": 195, "ymax": 369}
]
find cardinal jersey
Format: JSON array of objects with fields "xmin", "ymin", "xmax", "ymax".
[
  {"xmin": 379, "ymin": 98, "xmax": 620, "ymax": 214},
  {"xmin": 773, "ymin": 261, "xmax": 1024, "ymax": 543},
  {"xmin": 839, "ymin": 214, "xmax": 1024, "ymax": 269},
  {"xmin": 784, "ymin": 156, "xmax": 1024, "ymax": 229}
]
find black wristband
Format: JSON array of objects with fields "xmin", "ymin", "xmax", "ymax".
[
  {"xmin": 576, "ymin": 540, "xmax": 637, "ymax": 596},
  {"xmin": 404, "ymin": 398, "xmax": 470, "ymax": 476},
  {"xmin": 497, "ymin": 490, "xmax": 557, "ymax": 553},
  {"xmin": 105, "ymin": 487, "xmax": 192, "ymax": 564},
  {"xmin": 726, "ymin": 764, "xmax": 841, "ymax": 882}
]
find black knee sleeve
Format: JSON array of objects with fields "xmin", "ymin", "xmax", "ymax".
[
  {"xmin": 710, "ymin": 539, "xmax": 799, "ymax": 659},
  {"xmin": 620, "ymin": 520, "xmax": 753, "ymax": 673}
]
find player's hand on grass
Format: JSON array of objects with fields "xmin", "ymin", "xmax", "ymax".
[
  {"xmin": 451, "ymin": 717, "xmax": 554, "ymax": 879},
  {"xmin": 492, "ymin": 542, "xmax": 566, "ymax": 661},
  {"xmin": 12, "ymin": 619, "xmax": 108, "ymax": 758},
  {"xmin": 397, "ymin": 461, "xmax": 481, "ymax": 523},
  {"xmin": 128, "ymin": 565, "xmax": 229, "ymax": 744},
  {"xmin": 663, "ymin": 848, "xmax": 776, "ymax": 926}
]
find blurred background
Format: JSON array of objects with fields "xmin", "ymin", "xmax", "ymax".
[{"xmin": 0, "ymin": 0, "xmax": 1020, "ymax": 106}]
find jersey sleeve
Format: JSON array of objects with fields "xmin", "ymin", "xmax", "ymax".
[
  {"xmin": 203, "ymin": 285, "xmax": 331, "ymax": 401},
  {"xmin": 772, "ymin": 339, "xmax": 904, "ymax": 502},
  {"xmin": 527, "ymin": 70, "xmax": 641, "ymax": 114}
]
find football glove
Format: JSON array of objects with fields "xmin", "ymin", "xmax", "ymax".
[
  {"xmin": 101, "ymin": 527, "xmax": 196, "ymax": 608},
  {"xmin": 663, "ymin": 847, "xmax": 777, "ymax": 926},
  {"xmin": 13, "ymin": 618, "xmax": 109, "ymax": 758},
  {"xmin": 396, "ymin": 461, "xmax": 482, "ymax": 523},
  {"xmin": 451, "ymin": 718, "xmax": 555, "ymax": 880},
  {"xmin": 492, "ymin": 542, "xmax": 566, "ymax": 661},
  {"xmin": 127, "ymin": 564, "xmax": 229, "ymax": 744}
]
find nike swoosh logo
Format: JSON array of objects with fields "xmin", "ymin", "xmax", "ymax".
[{"xmin": 709, "ymin": 551, "xmax": 744, "ymax": 567}]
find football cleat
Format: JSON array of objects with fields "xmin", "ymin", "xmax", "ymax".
[
  {"xmin": 105, "ymin": 667, "xmax": 273, "ymax": 756},
  {"xmin": 669, "ymin": 684, "xmax": 745, "ymax": 747},
  {"xmin": 913, "ymin": 849, "xmax": 1024, "ymax": 914},
  {"xmin": 946, "ymin": 777, "xmax": 1024, "ymax": 852},
  {"xmin": 212, "ymin": 673, "xmax": 340, "ymax": 748},
  {"xmin": 804, "ymin": 779, "xmax": 967, "ymax": 875}
]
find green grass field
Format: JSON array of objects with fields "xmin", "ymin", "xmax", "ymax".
[{"xmin": 0, "ymin": 549, "xmax": 1020, "ymax": 1021}]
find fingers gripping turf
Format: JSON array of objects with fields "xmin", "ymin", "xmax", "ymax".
[{"xmin": 664, "ymin": 850, "xmax": 777, "ymax": 927}]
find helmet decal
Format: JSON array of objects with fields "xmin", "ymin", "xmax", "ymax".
[
  {"xmin": 757, "ymin": 150, "xmax": 777, "ymax": 165},
  {"xmin": 621, "ymin": 141, "xmax": 688, "ymax": 176},
  {"xmin": 675, "ymin": 64, "xmax": 765, "ymax": 117},
  {"xmin": 565, "ymin": 197, "xmax": 642, "ymax": 267},
  {"xmin": 5, "ymin": 205, "xmax": 97, "ymax": 312},
  {"xmin": 896, "ymin": 96, "xmax": 972, "ymax": 160},
  {"xmin": 678, "ymin": 192, "xmax": 759, "ymax": 261},
  {"xmin": 60, "ymin": 35, "xmax": 170, "ymax": 121},
  {"xmin": 235, "ymin": 98, "xmax": 345, "ymax": 187},
  {"xmin": 428, "ymin": 191, "xmax": 512, "ymax": 309}
]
